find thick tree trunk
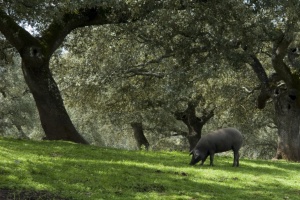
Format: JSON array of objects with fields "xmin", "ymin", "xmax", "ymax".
[
  {"xmin": 175, "ymin": 100, "xmax": 214, "ymax": 151},
  {"xmin": 131, "ymin": 122, "xmax": 149, "ymax": 150},
  {"xmin": 248, "ymin": 41, "xmax": 300, "ymax": 161},
  {"xmin": 274, "ymin": 89, "xmax": 300, "ymax": 161},
  {"xmin": 174, "ymin": 110, "xmax": 201, "ymax": 151},
  {"xmin": 0, "ymin": 3, "xmax": 180, "ymax": 145},
  {"xmin": 21, "ymin": 54, "xmax": 88, "ymax": 144}
]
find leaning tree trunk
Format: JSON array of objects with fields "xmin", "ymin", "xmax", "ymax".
[
  {"xmin": 1, "ymin": 2, "xmax": 183, "ymax": 145},
  {"xmin": 274, "ymin": 89, "xmax": 300, "ymax": 161},
  {"xmin": 21, "ymin": 54, "xmax": 88, "ymax": 144},
  {"xmin": 130, "ymin": 122, "xmax": 149, "ymax": 150}
]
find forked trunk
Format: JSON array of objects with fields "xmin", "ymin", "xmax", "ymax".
[
  {"xmin": 274, "ymin": 89, "xmax": 300, "ymax": 161},
  {"xmin": 174, "ymin": 100, "xmax": 214, "ymax": 151},
  {"xmin": 21, "ymin": 56, "xmax": 88, "ymax": 144}
]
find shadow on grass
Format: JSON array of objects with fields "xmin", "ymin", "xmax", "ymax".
[
  {"xmin": 0, "ymin": 138, "xmax": 299, "ymax": 199},
  {"xmin": 0, "ymin": 188, "xmax": 70, "ymax": 200}
]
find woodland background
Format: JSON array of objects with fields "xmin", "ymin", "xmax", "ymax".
[{"xmin": 2, "ymin": 0, "xmax": 300, "ymax": 160}]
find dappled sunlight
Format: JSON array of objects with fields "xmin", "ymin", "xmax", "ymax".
[
  {"xmin": 2, "ymin": 1, "xmax": 300, "ymax": 199},
  {"xmin": 0, "ymin": 138, "xmax": 300, "ymax": 199}
]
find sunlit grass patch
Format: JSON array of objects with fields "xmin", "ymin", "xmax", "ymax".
[{"xmin": 0, "ymin": 137, "xmax": 299, "ymax": 200}]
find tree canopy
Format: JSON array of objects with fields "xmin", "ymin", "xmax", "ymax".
[{"xmin": 1, "ymin": 0, "xmax": 300, "ymax": 160}]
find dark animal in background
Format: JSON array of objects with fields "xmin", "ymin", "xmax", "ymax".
[{"xmin": 189, "ymin": 127, "xmax": 243, "ymax": 167}]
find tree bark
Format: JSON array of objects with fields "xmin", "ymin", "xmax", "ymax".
[
  {"xmin": 131, "ymin": 122, "xmax": 150, "ymax": 150},
  {"xmin": 273, "ymin": 89, "xmax": 300, "ymax": 161},
  {"xmin": 270, "ymin": 34, "xmax": 300, "ymax": 161},
  {"xmin": 21, "ymin": 52, "xmax": 88, "ymax": 144}
]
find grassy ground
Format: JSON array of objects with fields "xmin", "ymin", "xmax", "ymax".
[{"xmin": 0, "ymin": 137, "xmax": 299, "ymax": 200}]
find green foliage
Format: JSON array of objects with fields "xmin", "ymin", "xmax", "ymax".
[
  {"xmin": 0, "ymin": 51, "xmax": 42, "ymax": 139},
  {"xmin": 51, "ymin": 13, "xmax": 270, "ymax": 152},
  {"xmin": 0, "ymin": 138, "xmax": 299, "ymax": 200},
  {"xmin": 3, "ymin": 0, "xmax": 300, "ymax": 157},
  {"xmin": 0, "ymin": 0, "xmax": 284, "ymax": 158}
]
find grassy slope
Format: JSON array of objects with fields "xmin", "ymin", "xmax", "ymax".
[{"xmin": 0, "ymin": 138, "xmax": 299, "ymax": 200}]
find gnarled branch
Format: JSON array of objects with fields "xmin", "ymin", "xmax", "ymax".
[
  {"xmin": 247, "ymin": 54, "xmax": 271, "ymax": 109},
  {"xmin": 271, "ymin": 33, "xmax": 294, "ymax": 87}
]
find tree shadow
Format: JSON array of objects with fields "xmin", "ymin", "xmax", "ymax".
[{"xmin": 0, "ymin": 139, "xmax": 299, "ymax": 199}]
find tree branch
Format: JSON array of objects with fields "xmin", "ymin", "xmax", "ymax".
[
  {"xmin": 246, "ymin": 53, "xmax": 273, "ymax": 109},
  {"xmin": 0, "ymin": 9, "xmax": 39, "ymax": 52},
  {"xmin": 41, "ymin": 0, "xmax": 198, "ymax": 56},
  {"xmin": 2, "ymin": 1, "xmax": 197, "ymax": 57},
  {"xmin": 248, "ymin": 54, "xmax": 270, "ymax": 87},
  {"xmin": 271, "ymin": 33, "xmax": 294, "ymax": 87},
  {"xmin": 199, "ymin": 107, "xmax": 215, "ymax": 124},
  {"xmin": 170, "ymin": 130, "xmax": 188, "ymax": 137},
  {"xmin": 41, "ymin": 1, "xmax": 170, "ymax": 56},
  {"xmin": 123, "ymin": 68, "xmax": 165, "ymax": 78},
  {"xmin": 120, "ymin": 53, "xmax": 176, "ymax": 78},
  {"xmin": 241, "ymin": 86, "xmax": 260, "ymax": 94}
]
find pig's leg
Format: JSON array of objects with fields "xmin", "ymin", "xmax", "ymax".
[
  {"xmin": 233, "ymin": 151, "xmax": 240, "ymax": 167},
  {"xmin": 209, "ymin": 153, "xmax": 215, "ymax": 166},
  {"xmin": 200, "ymin": 154, "xmax": 209, "ymax": 165}
]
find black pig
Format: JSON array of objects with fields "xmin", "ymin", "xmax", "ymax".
[{"xmin": 189, "ymin": 127, "xmax": 243, "ymax": 167}]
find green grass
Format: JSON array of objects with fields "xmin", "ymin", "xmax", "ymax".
[{"xmin": 0, "ymin": 137, "xmax": 299, "ymax": 200}]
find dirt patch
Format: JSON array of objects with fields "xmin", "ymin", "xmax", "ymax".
[{"xmin": 0, "ymin": 188, "xmax": 70, "ymax": 200}]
